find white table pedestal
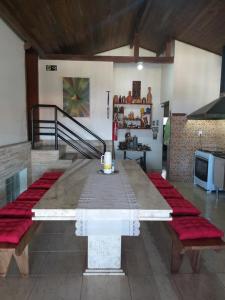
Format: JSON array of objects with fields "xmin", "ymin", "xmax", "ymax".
[
  {"xmin": 84, "ymin": 235, "xmax": 124, "ymax": 275},
  {"xmin": 76, "ymin": 217, "xmax": 140, "ymax": 275}
]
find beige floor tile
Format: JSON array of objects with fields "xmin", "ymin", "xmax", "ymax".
[
  {"xmin": 125, "ymin": 246, "xmax": 153, "ymax": 276},
  {"xmin": 81, "ymin": 276, "xmax": 131, "ymax": 300},
  {"xmin": 0, "ymin": 277, "xmax": 36, "ymax": 300},
  {"xmin": 173, "ymin": 273, "xmax": 225, "ymax": 300},
  {"xmin": 128, "ymin": 275, "xmax": 161, "ymax": 300},
  {"xmin": 28, "ymin": 275, "xmax": 82, "ymax": 300},
  {"xmin": 154, "ymin": 274, "xmax": 182, "ymax": 300},
  {"xmin": 40, "ymin": 252, "xmax": 86, "ymax": 275}
]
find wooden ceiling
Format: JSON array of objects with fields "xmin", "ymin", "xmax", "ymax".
[{"xmin": 1, "ymin": 0, "xmax": 225, "ymax": 57}]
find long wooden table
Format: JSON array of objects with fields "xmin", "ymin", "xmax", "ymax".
[{"xmin": 32, "ymin": 159, "xmax": 172, "ymax": 275}]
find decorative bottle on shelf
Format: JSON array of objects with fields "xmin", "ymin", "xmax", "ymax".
[
  {"xmin": 113, "ymin": 95, "xmax": 119, "ymax": 104},
  {"xmin": 147, "ymin": 87, "xmax": 152, "ymax": 104},
  {"xmin": 126, "ymin": 91, "xmax": 133, "ymax": 104}
]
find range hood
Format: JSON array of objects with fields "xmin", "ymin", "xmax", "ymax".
[{"xmin": 187, "ymin": 46, "xmax": 225, "ymax": 120}]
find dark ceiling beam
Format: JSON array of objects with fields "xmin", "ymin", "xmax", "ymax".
[
  {"xmin": 157, "ymin": 39, "xmax": 175, "ymax": 57},
  {"xmin": 41, "ymin": 54, "xmax": 174, "ymax": 64},
  {"xmin": 133, "ymin": 33, "xmax": 139, "ymax": 59},
  {"xmin": 129, "ymin": 0, "xmax": 152, "ymax": 48},
  {"xmin": 0, "ymin": 2, "xmax": 45, "ymax": 57}
]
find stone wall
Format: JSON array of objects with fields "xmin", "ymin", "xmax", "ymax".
[
  {"xmin": 168, "ymin": 115, "xmax": 225, "ymax": 182},
  {"xmin": 0, "ymin": 142, "xmax": 31, "ymax": 207}
]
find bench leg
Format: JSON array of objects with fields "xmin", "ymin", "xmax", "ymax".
[
  {"xmin": 14, "ymin": 245, "xmax": 29, "ymax": 276},
  {"xmin": 0, "ymin": 250, "xmax": 13, "ymax": 277},
  {"xmin": 171, "ymin": 240, "xmax": 183, "ymax": 273},
  {"xmin": 189, "ymin": 251, "xmax": 201, "ymax": 273}
]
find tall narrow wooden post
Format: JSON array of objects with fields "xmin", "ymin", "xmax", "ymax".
[{"xmin": 25, "ymin": 48, "xmax": 39, "ymax": 141}]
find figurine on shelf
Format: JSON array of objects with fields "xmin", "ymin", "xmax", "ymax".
[
  {"xmin": 142, "ymin": 97, "xmax": 146, "ymax": 104},
  {"xmin": 126, "ymin": 91, "xmax": 133, "ymax": 104},
  {"xmin": 147, "ymin": 87, "xmax": 152, "ymax": 104},
  {"xmin": 113, "ymin": 95, "xmax": 119, "ymax": 104},
  {"xmin": 136, "ymin": 98, "xmax": 142, "ymax": 104},
  {"xmin": 140, "ymin": 107, "xmax": 145, "ymax": 116},
  {"xmin": 128, "ymin": 111, "xmax": 134, "ymax": 120}
]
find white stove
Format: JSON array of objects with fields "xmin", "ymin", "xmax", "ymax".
[{"xmin": 194, "ymin": 149, "xmax": 225, "ymax": 192}]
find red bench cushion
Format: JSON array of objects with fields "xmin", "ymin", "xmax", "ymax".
[
  {"xmin": 147, "ymin": 172, "xmax": 163, "ymax": 180},
  {"xmin": 16, "ymin": 189, "xmax": 47, "ymax": 201},
  {"xmin": 166, "ymin": 198, "xmax": 200, "ymax": 216},
  {"xmin": 0, "ymin": 219, "xmax": 33, "ymax": 244},
  {"xmin": 41, "ymin": 171, "xmax": 63, "ymax": 180},
  {"xmin": 168, "ymin": 216, "xmax": 224, "ymax": 240},
  {"xmin": 151, "ymin": 178, "xmax": 173, "ymax": 189},
  {"xmin": 158, "ymin": 188, "xmax": 183, "ymax": 199},
  {"xmin": 29, "ymin": 179, "xmax": 54, "ymax": 190},
  {"xmin": 0, "ymin": 201, "xmax": 36, "ymax": 218}
]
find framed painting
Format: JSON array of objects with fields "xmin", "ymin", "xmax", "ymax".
[
  {"xmin": 63, "ymin": 77, "xmax": 90, "ymax": 117},
  {"xmin": 132, "ymin": 81, "xmax": 141, "ymax": 99}
]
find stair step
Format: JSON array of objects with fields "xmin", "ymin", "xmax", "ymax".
[{"xmin": 60, "ymin": 153, "xmax": 78, "ymax": 161}]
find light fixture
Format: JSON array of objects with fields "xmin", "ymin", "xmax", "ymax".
[{"xmin": 137, "ymin": 61, "xmax": 143, "ymax": 70}]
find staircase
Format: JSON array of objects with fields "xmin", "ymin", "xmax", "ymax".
[{"xmin": 31, "ymin": 104, "xmax": 106, "ymax": 159}]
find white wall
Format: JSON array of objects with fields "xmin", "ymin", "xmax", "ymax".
[
  {"xmin": 39, "ymin": 47, "xmax": 163, "ymax": 170},
  {"xmin": 113, "ymin": 63, "xmax": 163, "ymax": 170},
  {"xmin": 0, "ymin": 19, "xmax": 27, "ymax": 146},
  {"xmin": 38, "ymin": 60, "xmax": 113, "ymax": 140},
  {"xmin": 172, "ymin": 41, "xmax": 221, "ymax": 114},
  {"xmin": 96, "ymin": 45, "xmax": 156, "ymax": 57},
  {"xmin": 160, "ymin": 64, "xmax": 174, "ymax": 104}
]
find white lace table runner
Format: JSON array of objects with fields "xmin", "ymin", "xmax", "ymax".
[
  {"xmin": 77, "ymin": 163, "xmax": 139, "ymax": 209},
  {"xmin": 76, "ymin": 162, "xmax": 140, "ymax": 236}
]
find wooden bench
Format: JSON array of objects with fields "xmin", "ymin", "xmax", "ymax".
[
  {"xmin": 0, "ymin": 221, "xmax": 41, "ymax": 277},
  {"xmin": 167, "ymin": 222, "xmax": 225, "ymax": 273}
]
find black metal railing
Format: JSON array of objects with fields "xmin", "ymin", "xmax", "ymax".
[{"xmin": 31, "ymin": 104, "xmax": 106, "ymax": 158}]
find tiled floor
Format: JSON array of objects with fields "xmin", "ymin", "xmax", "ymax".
[{"xmin": 1, "ymin": 183, "xmax": 225, "ymax": 299}]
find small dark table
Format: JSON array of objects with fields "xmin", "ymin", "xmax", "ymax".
[{"xmin": 119, "ymin": 149, "xmax": 151, "ymax": 172}]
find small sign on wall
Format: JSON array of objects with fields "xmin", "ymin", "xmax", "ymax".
[{"xmin": 46, "ymin": 65, "xmax": 57, "ymax": 71}]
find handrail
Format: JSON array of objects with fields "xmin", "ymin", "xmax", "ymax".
[
  {"xmin": 57, "ymin": 121, "xmax": 102, "ymax": 156},
  {"xmin": 58, "ymin": 134, "xmax": 91, "ymax": 159},
  {"xmin": 32, "ymin": 104, "xmax": 106, "ymax": 152},
  {"xmin": 31, "ymin": 104, "xmax": 106, "ymax": 156},
  {"xmin": 57, "ymin": 129, "xmax": 99, "ymax": 159}
]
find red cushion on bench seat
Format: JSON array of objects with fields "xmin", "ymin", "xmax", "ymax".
[
  {"xmin": 147, "ymin": 172, "xmax": 163, "ymax": 180},
  {"xmin": 0, "ymin": 219, "xmax": 33, "ymax": 244},
  {"xmin": 158, "ymin": 188, "xmax": 183, "ymax": 199},
  {"xmin": 168, "ymin": 216, "xmax": 224, "ymax": 240},
  {"xmin": 41, "ymin": 171, "xmax": 63, "ymax": 180},
  {"xmin": 151, "ymin": 178, "xmax": 174, "ymax": 189},
  {"xmin": 29, "ymin": 179, "xmax": 54, "ymax": 190},
  {"xmin": 16, "ymin": 189, "xmax": 47, "ymax": 202},
  {"xmin": 0, "ymin": 201, "xmax": 37, "ymax": 218},
  {"xmin": 166, "ymin": 198, "xmax": 200, "ymax": 216}
]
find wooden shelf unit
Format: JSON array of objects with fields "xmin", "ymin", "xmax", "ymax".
[{"xmin": 113, "ymin": 102, "xmax": 152, "ymax": 130}]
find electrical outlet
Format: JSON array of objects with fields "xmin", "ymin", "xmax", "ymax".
[{"xmin": 198, "ymin": 130, "xmax": 203, "ymax": 136}]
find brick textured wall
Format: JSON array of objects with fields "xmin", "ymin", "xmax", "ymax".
[{"xmin": 168, "ymin": 115, "xmax": 225, "ymax": 182}]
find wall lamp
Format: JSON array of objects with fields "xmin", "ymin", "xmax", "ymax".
[{"xmin": 137, "ymin": 61, "xmax": 143, "ymax": 70}]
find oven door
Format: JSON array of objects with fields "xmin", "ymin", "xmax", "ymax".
[{"xmin": 195, "ymin": 156, "xmax": 208, "ymax": 182}]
